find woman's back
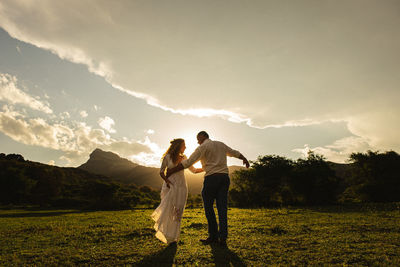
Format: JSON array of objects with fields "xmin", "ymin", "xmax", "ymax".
[
  {"xmin": 152, "ymin": 153, "xmax": 188, "ymax": 244},
  {"xmin": 163, "ymin": 154, "xmax": 186, "ymax": 187}
]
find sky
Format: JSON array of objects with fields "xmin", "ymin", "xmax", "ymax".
[{"xmin": 0, "ymin": 0, "xmax": 399, "ymax": 168}]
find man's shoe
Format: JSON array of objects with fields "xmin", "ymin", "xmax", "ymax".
[{"xmin": 200, "ymin": 237, "xmax": 218, "ymax": 244}]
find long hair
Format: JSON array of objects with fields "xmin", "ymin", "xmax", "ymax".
[{"xmin": 163, "ymin": 138, "xmax": 185, "ymax": 164}]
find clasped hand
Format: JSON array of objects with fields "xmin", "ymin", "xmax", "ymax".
[{"xmin": 164, "ymin": 177, "xmax": 173, "ymax": 188}]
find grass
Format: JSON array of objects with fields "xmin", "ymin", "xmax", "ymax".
[{"xmin": 1, "ymin": 204, "xmax": 400, "ymax": 266}]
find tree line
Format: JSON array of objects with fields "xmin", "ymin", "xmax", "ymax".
[
  {"xmin": 229, "ymin": 150, "xmax": 400, "ymax": 207},
  {"xmin": 1, "ymin": 150, "xmax": 399, "ymax": 210},
  {"xmin": 0, "ymin": 153, "xmax": 161, "ymax": 210}
]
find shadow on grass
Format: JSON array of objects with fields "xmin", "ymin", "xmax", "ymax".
[
  {"xmin": 0, "ymin": 210, "xmax": 88, "ymax": 218},
  {"xmin": 305, "ymin": 202, "xmax": 400, "ymax": 213},
  {"xmin": 210, "ymin": 243, "xmax": 247, "ymax": 267},
  {"xmin": 135, "ymin": 243, "xmax": 177, "ymax": 267}
]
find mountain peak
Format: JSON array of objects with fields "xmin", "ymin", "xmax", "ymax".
[
  {"xmin": 78, "ymin": 148, "xmax": 246, "ymax": 194},
  {"xmin": 88, "ymin": 148, "xmax": 137, "ymax": 165},
  {"xmin": 79, "ymin": 148, "xmax": 138, "ymax": 176}
]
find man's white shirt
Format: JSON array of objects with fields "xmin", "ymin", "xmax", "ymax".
[{"xmin": 181, "ymin": 139, "xmax": 242, "ymax": 176}]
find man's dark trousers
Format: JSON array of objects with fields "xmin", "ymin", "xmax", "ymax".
[{"xmin": 201, "ymin": 173, "xmax": 230, "ymax": 240}]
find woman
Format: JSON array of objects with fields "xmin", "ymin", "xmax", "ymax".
[{"xmin": 151, "ymin": 138, "xmax": 203, "ymax": 244}]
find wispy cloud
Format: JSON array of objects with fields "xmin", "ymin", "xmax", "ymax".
[
  {"xmin": 0, "ymin": 104, "xmax": 154, "ymax": 166},
  {"xmin": 0, "ymin": 73, "xmax": 52, "ymax": 114},
  {"xmin": 130, "ymin": 136, "xmax": 165, "ymax": 167},
  {"xmin": 293, "ymin": 136, "xmax": 372, "ymax": 163},
  {"xmin": 111, "ymin": 82, "xmax": 330, "ymax": 129},
  {"xmin": 1, "ymin": 1, "xmax": 399, "ymax": 155}
]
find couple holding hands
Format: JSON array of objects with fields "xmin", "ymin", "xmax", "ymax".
[{"xmin": 151, "ymin": 131, "xmax": 249, "ymax": 247}]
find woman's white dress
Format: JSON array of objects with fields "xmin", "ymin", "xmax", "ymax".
[{"xmin": 151, "ymin": 154, "xmax": 195, "ymax": 244}]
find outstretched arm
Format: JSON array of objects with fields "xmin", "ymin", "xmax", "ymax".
[
  {"xmin": 184, "ymin": 154, "xmax": 203, "ymax": 174},
  {"xmin": 238, "ymin": 153, "xmax": 250, "ymax": 168},
  {"xmin": 225, "ymin": 143, "xmax": 250, "ymax": 168},
  {"xmin": 188, "ymin": 165, "xmax": 204, "ymax": 174},
  {"xmin": 167, "ymin": 146, "xmax": 203, "ymax": 177}
]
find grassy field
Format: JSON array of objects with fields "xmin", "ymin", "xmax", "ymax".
[{"xmin": 1, "ymin": 204, "xmax": 400, "ymax": 266}]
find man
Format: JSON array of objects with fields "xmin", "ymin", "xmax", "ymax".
[{"xmin": 167, "ymin": 131, "xmax": 250, "ymax": 247}]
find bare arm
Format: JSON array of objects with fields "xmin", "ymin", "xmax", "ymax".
[
  {"xmin": 159, "ymin": 171, "xmax": 167, "ymax": 180},
  {"xmin": 166, "ymin": 163, "xmax": 184, "ymax": 177},
  {"xmin": 160, "ymin": 171, "xmax": 173, "ymax": 188}
]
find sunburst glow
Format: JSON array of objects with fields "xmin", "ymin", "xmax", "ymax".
[{"xmin": 180, "ymin": 131, "xmax": 202, "ymax": 168}]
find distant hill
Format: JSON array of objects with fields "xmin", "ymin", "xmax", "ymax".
[
  {"xmin": 79, "ymin": 148, "xmax": 245, "ymax": 194},
  {"xmin": 327, "ymin": 161, "xmax": 354, "ymax": 178},
  {"xmin": 79, "ymin": 148, "xmax": 159, "ymax": 185},
  {"xmin": 79, "ymin": 148, "xmax": 138, "ymax": 174},
  {"xmin": 0, "ymin": 152, "xmax": 160, "ymax": 209}
]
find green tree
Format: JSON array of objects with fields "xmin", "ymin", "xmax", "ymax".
[
  {"xmin": 292, "ymin": 151, "xmax": 339, "ymax": 204},
  {"xmin": 230, "ymin": 155, "xmax": 295, "ymax": 206},
  {"xmin": 342, "ymin": 150, "xmax": 400, "ymax": 202}
]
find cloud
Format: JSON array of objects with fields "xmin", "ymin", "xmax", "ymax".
[
  {"xmin": 79, "ymin": 110, "xmax": 88, "ymax": 118},
  {"xmin": 98, "ymin": 116, "xmax": 116, "ymax": 133},
  {"xmin": 293, "ymin": 136, "xmax": 373, "ymax": 163},
  {"xmin": 130, "ymin": 136, "xmax": 164, "ymax": 167},
  {"xmin": 0, "ymin": 73, "xmax": 52, "ymax": 114},
  {"xmin": 347, "ymin": 111, "xmax": 400, "ymax": 151},
  {"xmin": 0, "ymin": 104, "xmax": 154, "ymax": 166},
  {"xmin": 0, "ymin": 1, "xmax": 399, "ymax": 151},
  {"xmin": 59, "ymin": 111, "xmax": 70, "ymax": 119},
  {"xmin": 146, "ymin": 129, "xmax": 155, "ymax": 135},
  {"xmin": 0, "ymin": 105, "xmax": 71, "ymax": 149}
]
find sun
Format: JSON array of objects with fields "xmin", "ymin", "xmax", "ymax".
[{"xmin": 180, "ymin": 131, "xmax": 202, "ymax": 168}]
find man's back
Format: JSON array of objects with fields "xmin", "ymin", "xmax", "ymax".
[{"xmin": 184, "ymin": 138, "xmax": 241, "ymax": 176}]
